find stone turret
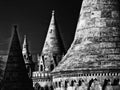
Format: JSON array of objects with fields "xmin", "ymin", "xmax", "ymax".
[
  {"xmin": 1, "ymin": 25, "xmax": 33, "ymax": 90},
  {"xmin": 52, "ymin": 0, "xmax": 120, "ymax": 90},
  {"xmin": 39, "ymin": 10, "xmax": 66, "ymax": 72},
  {"xmin": 22, "ymin": 35, "xmax": 34, "ymax": 78},
  {"xmin": 32, "ymin": 10, "xmax": 65, "ymax": 90}
]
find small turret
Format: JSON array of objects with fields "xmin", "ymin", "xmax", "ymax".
[
  {"xmin": 22, "ymin": 35, "xmax": 34, "ymax": 78},
  {"xmin": 39, "ymin": 10, "xmax": 66, "ymax": 72}
]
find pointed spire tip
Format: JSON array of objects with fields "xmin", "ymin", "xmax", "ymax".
[
  {"xmin": 52, "ymin": 10, "xmax": 55, "ymax": 16},
  {"xmin": 14, "ymin": 25, "xmax": 17, "ymax": 30},
  {"xmin": 24, "ymin": 35, "xmax": 26, "ymax": 38}
]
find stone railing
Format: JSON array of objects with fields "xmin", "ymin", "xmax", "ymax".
[
  {"xmin": 53, "ymin": 72, "xmax": 120, "ymax": 90},
  {"xmin": 32, "ymin": 71, "xmax": 51, "ymax": 78}
]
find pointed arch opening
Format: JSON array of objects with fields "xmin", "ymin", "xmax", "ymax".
[
  {"xmin": 50, "ymin": 85, "xmax": 54, "ymax": 90},
  {"xmin": 65, "ymin": 81, "xmax": 68, "ymax": 88},
  {"xmin": 44, "ymin": 85, "xmax": 49, "ymax": 90},
  {"xmin": 34, "ymin": 83, "xmax": 40, "ymax": 90},
  {"xmin": 88, "ymin": 79, "xmax": 94, "ymax": 90},
  {"xmin": 59, "ymin": 81, "xmax": 61, "ymax": 87},
  {"xmin": 50, "ymin": 64, "xmax": 54, "ymax": 71},
  {"xmin": 70, "ymin": 80, "xmax": 74, "ymax": 86},
  {"xmin": 41, "ymin": 87, "xmax": 44, "ymax": 90},
  {"xmin": 103, "ymin": 79, "xmax": 110, "ymax": 90},
  {"xmin": 26, "ymin": 65, "xmax": 31, "ymax": 77},
  {"xmin": 55, "ymin": 82, "xmax": 58, "ymax": 88},
  {"xmin": 90, "ymin": 79, "xmax": 102, "ymax": 90},
  {"xmin": 40, "ymin": 65, "xmax": 43, "ymax": 71},
  {"xmin": 112, "ymin": 79, "xmax": 119, "ymax": 85},
  {"xmin": 78, "ymin": 80, "xmax": 82, "ymax": 86}
]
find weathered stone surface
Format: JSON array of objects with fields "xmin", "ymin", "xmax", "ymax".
[
  {"xmin": 22, "ymin": 35, "xmax": 34, "ymax": 78},
  {"xmin": 0, "ymin": 55, "xmax": 7, "ymax": 83},
  {"xmin": 39, "ymin": 10, "xmax": 66, "ymax": 72},
  {"xmin": 1, "ymin": 25, "xmax": 33, "ymax": 90},
  {"xmin": 52, "ymin": 0, "xmax": 120, "ymax": 89},
  {"xmin": 53, "ymin": 0, "xmax": 120, "ymax": 72},
  {"xmin": 32, "ymin": 11, "xmax": 65, "ymax": 90}
]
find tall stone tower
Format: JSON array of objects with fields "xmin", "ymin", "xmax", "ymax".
[
  {"xmin": 52, "ymin": 0, "xmax": 120, "ymax": 90},
  {"xmin": 1, "ymin": 25, "xmax": 33, "ymax": 90},
  {"xmin": 22, "ymin": 35, "xmax": 34, "ymax": 78},
  {"xmin": 32, "ymin": 10, "xmax": 66, "ymax": 90}
]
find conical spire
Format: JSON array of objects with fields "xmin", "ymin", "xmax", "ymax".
[
  {"xmin": 53, "ymin": 0, "xmax": 120, "ymax": 72},
  {"xmin": 40, "ymin": 10, "xmax": 66, "ymax": 71},
  {"xmin": 1, "ymin": 25, "xmax": 33, "ymax": 90},
  {"xmin": 22, "ymin": 35, "xmax": 32, "ymax": 63},
  {"xmin": 42, "ymin": 10, "xmax": 65, "ymax": 54},
  {"xmin": 22, "ymin": 35, "xmax": 28, "ymax": 56},
  {"xmin": 22, "ymin": 35, "xmax": 34, "ymax": 78},
  {"xmin": 23, "ymin": 35, "xmax": 28, "ymax": 49}
]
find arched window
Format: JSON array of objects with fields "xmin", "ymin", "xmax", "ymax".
[
  {"xmin": 41, "ymin": 87, "xmax": 44, "ymax": 90},
  {"xmin": 59, "ymin": 82, "xmax": 61, "ymax": 87},
  {"xmin": 112, "ymin": 79, "xmax": 119, "ymax": 85},
  {"xmin": 50, "ymin": 64, "xmax": 54, "ymax": 71},
  {"xmin": 88, "ymin": 79, "xmax": 94, "ymax": 90},
  {"xmin": 70, "ymin": 80, "xmax": 74, "ymax": 86},
  {"xmin": 50, "ymin": 29, "xmax": 53, "ymax": 33},
  {"xmin": 91, "ymin": 79, "xmax": 102, "ymax": 90},
  {"xmin": 27, "ymin": 66, "xmax": 31, "ymax": 77},
  {"xmin": 65, "ymin": 81, "xmax": 68, "ymax": 88},
  {"xmin": 55, "ymin": 82, "xmax": 58, "ymax": 88},
  {"xmin": 44, "ymin": 85, "xmax": 49, "ymax": 90},
  {"xmin": 78, "ymin": 80, "xmax": 82, "ymax": 86},
  {"xmin": 53, "ymin": 55, "xmax": 56, "ymax": 62},
  {"xmin": 42, "ymin": 56, "xmax": 44, "ymax": 60},
  {"xmin": 103, "ymin": 79, "xmax": 110, "ymax": 90},
  {"xmin": 40, "ymin": 65, "xmax": 43, "ymax": 71},
  {"xmin": 23, "ymin": 55, "xmax": 26, "ymax": 58},
  {"xmin": 50, "ymin": 86, "xmax": 54, "ymax": 90},
  {"xmin": 34, "ymin": 83, "xmax": 40, "ymax": 90}
]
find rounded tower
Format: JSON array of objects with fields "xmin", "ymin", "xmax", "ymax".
[
  {"xmin": 32, "ymin": 10, "xmax": 66, "ymax": 90},
  {"xmin": 52, "ymin": 0, "xmax": 120, "ymax": 90}
]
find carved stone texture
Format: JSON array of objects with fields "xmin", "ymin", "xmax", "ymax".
[
  {"xmin": 22, "ymin": 35, "xmax": 34, "ymax": 78},
  {"xmin": 40, "ymin": 11, "xmax": 66, "ymax": 72},
  {"xmin": 32, "ymin": 11, "xmax": 65, "ymax": 90},
  {"xmin": 53, "ymin": 0, "xmax": 120, "ymax": 72}
]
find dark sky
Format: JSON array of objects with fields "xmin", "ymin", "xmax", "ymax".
[{"xmin": 0, "ymin": 0, "xmax": 82, "ymax": 54}]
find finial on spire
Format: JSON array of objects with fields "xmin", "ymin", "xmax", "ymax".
[
  {"xmin": 52, "ymin": 10, "xmax": 55, "ymax": 16},
  {"xmin": 14, "ymin": 24, "xmax": 17, "ymax": 30},
  {"xmin": 23, "ymin": 35, "xmax": 27, "ymax": 45},
  {"xmin": 24, "ymin": 35, "xmax": 26, "ymax": 39}
]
